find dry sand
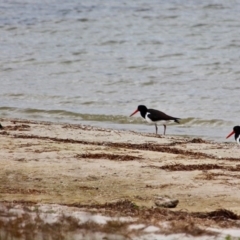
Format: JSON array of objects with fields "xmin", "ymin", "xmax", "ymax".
[{"xmin": 0, "ymin": 118, "xmax": 240, "ymax": 239}]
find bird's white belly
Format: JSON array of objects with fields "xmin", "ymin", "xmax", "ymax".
[
  {"xmin": 145, "ymin": 113, "xmax": 153, "ymax": 124},
  {"xmin": 237, "ymin": 136, "xmax": 240, "ymax": 145},
  {"xmin": 144, "ymin": 113, "xmax": 171, "ymax": 125}
]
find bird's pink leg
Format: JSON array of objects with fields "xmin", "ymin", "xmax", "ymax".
[
  {"xmin": 163, "ymin": 124, "xmax": 166, "ymax": 135},
  {"xmin": 155, "ymin": 124, "xmax": 158, "ymax": 135}
]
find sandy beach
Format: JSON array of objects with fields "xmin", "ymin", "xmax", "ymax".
[{"xmin": 1, "ymin": 118, "xmax": 240, "ymax": 239}]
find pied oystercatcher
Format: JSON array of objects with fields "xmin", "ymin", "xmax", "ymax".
[
  {"xmin": 226, "ymin": 126, "xmax": 240, "ymax": 144},
  {"xmin": 130, "ymin": 105, "xmax": 180, "ymax": 135}
]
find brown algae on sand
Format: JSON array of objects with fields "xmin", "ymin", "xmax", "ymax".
[{"xmin": 1, "ymin": 118, "xmax": 240, "ymax": 238}]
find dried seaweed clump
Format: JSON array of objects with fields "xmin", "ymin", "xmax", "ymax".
[
  {"xmin": 167, "ymin": 220, "xmax": 215, "ymax": 237},
  {"xmin": 75, "ymin": 153, "xmax": 141, "ymax": 161},
  {"xmin": 193, "ymin": 208, "xmax": 239, "ymax": 221},
  {"xmin": 3, "ymin": 124, "xmax": 30, "ymax": 131},
  {"xmin": 144, "ymin": 163, "xmax": 224, "ymax": 171}
]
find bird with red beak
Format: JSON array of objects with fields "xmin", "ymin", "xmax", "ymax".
[{"xmin": 226, "ymin": 126, "xmax": 240, "ymax": 144}]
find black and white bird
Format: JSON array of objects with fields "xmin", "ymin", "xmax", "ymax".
[
  {"xmin": 226, "ymin": 126, "xmax": 240, "ymax": 144},
  {"xmin": 130, "ymin": 105, "xmax": 180, "ymax": 135}
]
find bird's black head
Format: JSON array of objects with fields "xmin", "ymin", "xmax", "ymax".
[
  {"xmin": 226, "ymin": 125, "xmax": 240, "ymax": 139},
  {"xmin": 137, "ymin": 105, "xmax": 147, "ymax": 112},
  {"xmin": 130, "ymin": 105, "xmax": 148, "ymax": 117},
  {"xmin": 233, "ymin": 126, "xmax": 240, "ymax": 133}
]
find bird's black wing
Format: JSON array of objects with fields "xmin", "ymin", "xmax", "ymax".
[{"xmin": 148, "ymin": 109, "xmax": 180, "ymax": 123}]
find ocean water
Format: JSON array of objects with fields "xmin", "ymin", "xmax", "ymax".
[{"xmin": 1, "ymin": 0, "xmax": 240, "ymax": 141}]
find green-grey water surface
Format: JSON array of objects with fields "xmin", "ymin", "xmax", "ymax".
[{"xmin": 1, "ymin": 0, "xmax": 240, "ymax": 140}]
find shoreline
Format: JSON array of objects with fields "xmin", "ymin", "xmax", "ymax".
[{"xmin": 0, "ymin": 117, "xmax": 240, "ymax": 238}]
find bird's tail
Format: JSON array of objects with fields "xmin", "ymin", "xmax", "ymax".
[{"xmin": 174, "ymin": 118, "xmax": 181, "ymax": 124}]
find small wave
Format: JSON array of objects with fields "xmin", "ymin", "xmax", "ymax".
[
  {"xmin": 24, "ymin": 58, "xmax": 36, "ymax": 62},
  {"xmin": 0, "ymin": 107, "xmax": 233, "ymax": 128},
  {"xmin": 137, "ymin": 40, "xmax": 163, "ymax": 45},
  {"xmin": 72, "ymin": 51, "xmax": 87, "ymax": 56},
  {"xmin": 203, "ymin": 4, "xmax": 225, "ymax": 9},
  {"xmin": 161, "ymin": 15, "xmax": 178, "ymax": 19},
  {"xmin": 141, "ymin": 80, "xmax": 157, "ymax": 86},
  {"xmin": 0, "ymin": 107, "xmax": 138, "ymax": 124},
  {"xmin": 0, "ymin": 107, "xmax": 16, "ymax": 111},
  {"xmin": 191, "ymin": 23, "xmax": 208, "ymax": 28},
  {"xmin": 77, "ymin": 18, "xmax": 89, "ymax": 22},
  {"xmin": 2, "ymin": 67, "xmax": 13, "ymax": 71},
  {"xmin": 81, "ymin": 101, "xmax": 96, "ymax": 105},
  {"xmin": 6, "ymin": 26, "xmax": 17, "ymax": 31},
  {"xmin": 5, "ymin": 93, "xmax": 25, "ymax": 97},
  {"xmin": 60, "ymin": 60, "xmax": 74, "ymax": 64},
  {"xmin": 158, "ymin": 53, "xmax": 184, "ymax": 59},
  {"xmin": 100, "ymin": 40, "xmax": 126, "ymax": 45},
  {"xmin": 182, "ymin": 118, "xmax": 231, "ymax": 127}
]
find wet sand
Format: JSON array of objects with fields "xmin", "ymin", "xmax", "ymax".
[{"xmin": 0, "ymin": 118, "xmax": 240, "ymax": 239}]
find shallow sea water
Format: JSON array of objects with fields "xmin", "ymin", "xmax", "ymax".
[{"xmin": 1, "ymin": 0, "xmax": 240, "ymax": 141}]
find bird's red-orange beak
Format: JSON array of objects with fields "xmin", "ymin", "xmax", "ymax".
[
  {"xmin": 130, "ymin": 109, "xmax": 138, "ymax": 117},
  {"xmin": 226, "ymin": 131, "xmax": 235, "ymax": 139}
]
